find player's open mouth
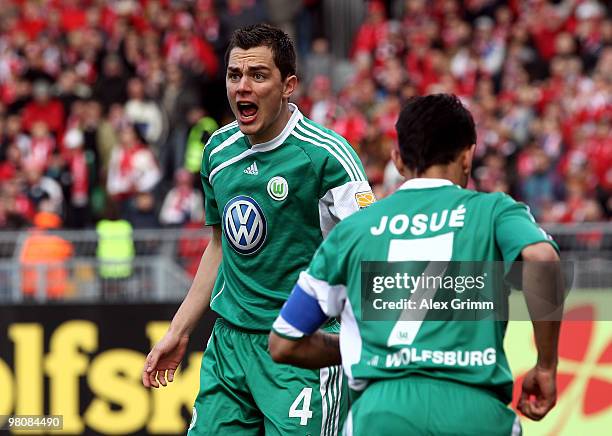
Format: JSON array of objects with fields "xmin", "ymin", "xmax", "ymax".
[{"xmin": 237, "ymin": 102, "xmax": 258, "ymax": 124}]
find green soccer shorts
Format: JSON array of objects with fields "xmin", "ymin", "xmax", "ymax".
[
  {"xmin": 343, "ymin": 375, "xmax": 521, "ymax": 436},
  {"xmin": 188, "ymin": 318, "xmax": 348, "ymax": 435}
]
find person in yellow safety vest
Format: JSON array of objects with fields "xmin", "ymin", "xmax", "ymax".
[
  {"xmin": 183, "ymin": 112, "xmax": 219, "ymax": 174},
  {"xmin": 96, "ymin": 205, "xmax": 135, "ymax": 299}
]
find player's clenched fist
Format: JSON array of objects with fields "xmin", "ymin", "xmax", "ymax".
[
  {"xmin": 517, "ymin": 366, "xmax": 557, "ymax": 421},
  {"xmin": 142, "ymin": 332, "xmax": 189, "ymax": 388}
]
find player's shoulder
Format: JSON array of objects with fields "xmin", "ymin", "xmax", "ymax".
[
  {"xmin": 291, "ymin": 116, "xmax": 354, "ymax": 155},
  {"xmin": 203, "ymin": 120, "xmax": 241, "ymax": 153},
  {"xmin": 461, "ymin": 189, "xmax": 531, "ymax": 219},
  {"xmin": 481, "ymin": 191, "xmax": 524, "ymax": 211},
  {"xmin": 201, "ymin": 120, "xmax": 243, "ymax": 175},
  {"xmin": 454, "ymin": 188, "xmax": 513, "ymax": 208},
  {"xmin": 289, "ymin": 115, "xmax": 366, "ymax": 181}
]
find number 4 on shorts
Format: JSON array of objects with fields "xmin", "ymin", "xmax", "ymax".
[{"xmin": 289, "ymin": 387, "xmax": 313, "ymax": 425}]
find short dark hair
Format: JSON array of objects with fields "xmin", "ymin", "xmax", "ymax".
[
  {"xmin": 225, "ymin": 24, "xmax": 296, "ymax": 80},
  {"xmin": 395, "ymin": 94, "xmax": 476, "ymax": 174}
]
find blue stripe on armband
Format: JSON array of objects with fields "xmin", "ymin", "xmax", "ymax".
[{"xmin": 279, "ymin": 284, "xmax": 328, "ymax": 335}]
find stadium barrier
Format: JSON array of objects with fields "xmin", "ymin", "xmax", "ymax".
[
  {"xmin": 0, "ymin": 223, "xmax": 610, "ymax": 303},
  {"xmin": 0, "ymin": 227, "xmax": 211, "ymax": 303}
]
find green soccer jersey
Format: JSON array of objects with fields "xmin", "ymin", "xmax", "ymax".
[
  {"xmin": 201, "ymin": 103, "xmax": 372, "ymax": 330},
  {"xmin": 273, "ymin": 178, "xmax": 558, "ymax": 403}
]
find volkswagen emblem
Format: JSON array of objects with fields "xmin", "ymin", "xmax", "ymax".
[{"xmin": 223, "ymin": 195, "xmax": 267, "ymax": 255}]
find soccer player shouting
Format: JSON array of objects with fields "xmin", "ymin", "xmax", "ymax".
[
  {"xmin": 270, "ymin": 94, "xmax": 563, "ymax": 435},
  {"xmin": 143, "ymin": 24, "xmax": 372, "ymax": 435}
]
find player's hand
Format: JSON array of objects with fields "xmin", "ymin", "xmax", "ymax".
[
  {"xmin": 142, "ymin": 332, "xmax": 189, "ymax": 388},
  {"xmin": 517, "ymin": 366, "xmax": 557, "ymax": 421}
]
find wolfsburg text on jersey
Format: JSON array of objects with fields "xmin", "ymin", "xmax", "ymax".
[{"xmin": 384, "ymin": 347, "xmax": 497, "ymax": 368}]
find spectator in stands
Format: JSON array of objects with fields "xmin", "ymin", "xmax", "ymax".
[
  {"xmin": 544, "ymin": 174, "xmax": 604, "ymax": 223},
  {"xmin": 0, "ymin": 142, "xmax": 23, "ymax": 182},
  {"xmin": 21, "ymin": 42, "xmax": 55, "ymax": 84},
  {"xmin": 159, "ymin": 63, "xmax": 200, "ymax": 178},
  {"xmin": 302, "ymin": 37, "xmax": 333, "ymax": 88},
  {"xmin": 25, "ymin": 166, "xmax": 63, "ymax": 217},
  {"xmin": 183, "ymin": 108, "xmax": 219, "ymax": 174},
  {"xmin": 352, "ymin": 0, "xmax": 388, "ymax": 58},
  {"xmin": 4, "ymin": 78, "xmax": 32, "ymax": 116},
  {"xmin": 129, "ymin": 191, "xmax": 159, "ymax": 228},
  {"xmin": 106, "ymin": 123, "xmax": 161, "ymax": 222},
  {"xmin": 54, "ymin": 69, "xmax": 87, "ymax": 116},
  {"xmin": 96, "ymin": 103, "xmax": 125, "ymax": 179},
  {"xmin": 28, "ymin": 121, "xmax": 55, "ymax": 172},
  {"xmin": 159, "ymin": 169, "xmax": 204, "ymax": 227},
  {"xmin": 164, "ymin": 12, "xmax": 219, "ymax": 77},
  {"xmin": 124, "ymin": 77, "xmax": 164, "ymax": 150},
  {"xmin": 81, "ymin": 101, "xmax": 104, "ymax": 186},
  {"xmin": 62, "ymin": 128, "xmax": 90, "ymax": 228},
  {"xmin": 194, "ymin": 0, "xmax": 222, "ymax": 52},
  {"xmin": 0, "ymin": 186, "xmax": 29, "ymax": 229},
  {"xmin": 22, "ymin": 81, "xmax": 64, "ymax": 136},
  {"xmin": 92, "ymin": 55, "xmax": 128, "ymax": 111},
  {"xmin": 303, "ymin": 75, "xmax": 336, "ymax": 126},
  {"xmin": 1, "ymin": 177, "xmax": 34, "ymax": 225},
  {"xmin": 4, "ymin": 115, "xmax": 31, "ymax": 156}
]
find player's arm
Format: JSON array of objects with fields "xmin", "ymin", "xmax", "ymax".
[
  {"xmin": 269, "ymin": 332, "xmax": 341, "ymax": 369},
  {"xmin": 517, "ymin": 242, "xmax": 562, "ymax": 421},
  {"xmin": 169, "ymin": 224, "xmax": 222, "ymax": 335},
  {"xmin": 143, "ymin": 140, "xmax": 223, "ymax": 388},
  {"xmin": 494, "ymin": 194, "xmax": 564, "ymax": 420},
  {"xmin": 269, "ymin": 282, "xmax": 341, "ymax": 368},
  {"xmin": 142, "ymin": 224, "xmax": 222, "ymax": 388}
]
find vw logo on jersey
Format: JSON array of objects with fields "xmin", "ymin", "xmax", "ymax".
[{"xmin": 223, "ymin": 195, "xmax": 267, "ymax": 255}]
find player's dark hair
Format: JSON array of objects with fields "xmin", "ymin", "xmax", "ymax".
[
  {"xmin": 225, "ymin": 24, "xmax": 296, "ymax": 80},
  {"xmin": 395, "ymin": 94, "xmax": 476, "ymax": 174}
]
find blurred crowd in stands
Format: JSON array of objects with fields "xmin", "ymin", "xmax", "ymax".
[{"xmin": 0, "ymin": 0, "xmax": 610, "ymax": 233}]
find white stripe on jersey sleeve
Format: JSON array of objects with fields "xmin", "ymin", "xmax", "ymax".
[
  {"xmin": 290, "ymin": 131, "xmax": 356, "ymax": 182},
  {"xmin": 209, "ymin": 130, "xmax": 244, "ymax": 160},
  {"xmin": 203, "ymin": 121, "xmax": 238, "ymax": 151},
  {"xmin": 297, "ymin": 271, "xmax": 346, "ymax": 318},
  {"xmin": 318, "ymin": 180, "xmax": 373, "ymax": 238},
  {"xmin": 294, "ymin": 271, "xmax": 366, "ymax": 391},
  {"xmin": 272, "ymin": 315, "xmax": 305, "ymax": 338},
  {"xmin": 295, "ymin": 122, "xmax": 360, "ymax": 181},
  {"xmin": 340, "ymin": 298, "xmax": 365, "ymax": 389},
  {"xmin": 298, "ymin": 120, "xmax": 367, "ymax": 181}
]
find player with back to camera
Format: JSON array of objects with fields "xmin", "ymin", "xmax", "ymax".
[
  {"xmin": 142, "ymin": 24, "xmax": 374, "ymax": 435},
  {"xmin": 269, "ymin": 94, "xmax": 563, "ymax": 435}
]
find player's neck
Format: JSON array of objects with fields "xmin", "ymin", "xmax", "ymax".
[
  {"xmin": 416, "ymin": 164, "xmax": 467, "ymax": 187},
  {"xmin": 247, "ymin": 102, "xmax": 292, "ymax": 146}
]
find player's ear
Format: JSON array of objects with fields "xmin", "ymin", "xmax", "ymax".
[
  {"xmin": 461, "ymin": 144, "xmax": 476, "ymax": 175},
  {"xmin": 282, "ymin": 75, "xmax": 298, "ymax": 99},
  {"xmin": 391, "ymin": 146, "xmax": 406, "ymax": 175}
]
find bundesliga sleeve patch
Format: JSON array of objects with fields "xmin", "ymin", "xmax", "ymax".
[{"xmin": 355, "ymin": 191, "xmax": 375, "ymax": 209}]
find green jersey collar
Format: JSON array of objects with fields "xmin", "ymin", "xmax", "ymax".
[
  {"xmin": 399, "ymin": 178, "xmax": 455, "ymax": 190},
  {"xmin": 249, "ymin": 103, "xmax": 302, "ymax": 152}
]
